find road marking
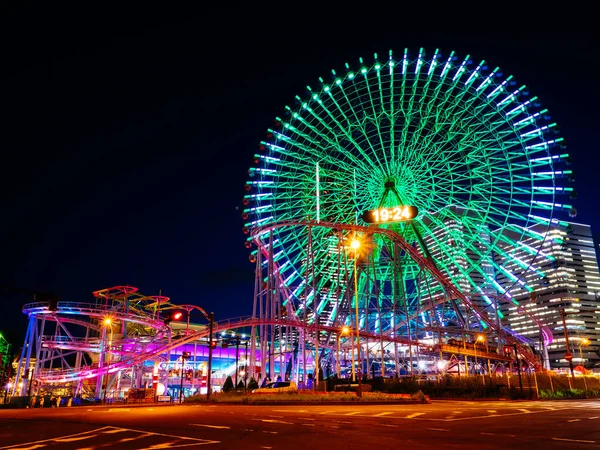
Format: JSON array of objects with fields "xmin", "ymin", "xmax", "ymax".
[
  {"xmin": 446, "ymin": 409, "xmax": 555, "ymax": 422},
  {"xmin": 267, "ymin": 415, "xmax": 284, "ymax": 418},
  {"xmin": 102, "ymin": 429, "xmax": 127, "ymax": 434},
  {"xmin": 109, "ymin": 408, "xmax": 129, "ymax": 412},
  {"xmin": 518, "ymin": 409, "xmax": 530, "ymax": 413},
  {"xmin": 3, "ymin": 445, "xmax": 46, "ymax": 450},
  {"xmin": 589, "ymin": 417, "xmax": 599, "ymax": 419},
  {"xmin": 567, "ymin": 419, "xmax": 581, "ymax": 422},
  {"xmin": 298, "ymin": 417, "xmax": 315, "ymax": 420},
  {"xmin": 253, "ymin": 419, "xmax": 293, "ymax": 425},
  {"xmin": 373, "ymin": 412, "xmax": 393, "ymax": 417},
  {"xmin": 481, "ymin": 432, "xmax": 515, "ymax": 437},
  {"xmin": 262, "ymin": 431, "xmax": 278, "ymax": 434},
  {"xmin": 428, "ymin": 428, "xmax": 450, "ymax": 432},
  {"xmin": 260, "ymin": 447, "xmax": 273, "ymax": 449},
  {"xmin": 146, "ymin": 408, "xmax": 154, "ymax": 411},
  {"xmin": 0, "ymin": 427, "xmax": 112, "ymax": 449},
  {"xmin": 54, "ymin": 436, "xmax": 96, "ymax": 443},
  {"xmin": 325, "ymin": 425, "xmax": 339, "ymax": 429},
  {"xmin": 487, "ymin": 410, "xmax": 497, "ymax": 413},
  {"xmin": 552, "ymin": 437, "xmax": 596, "ymax": 444},
  {"xmin": 380, "ymin": 424, "xmax": 398, "ymax": 428},
  {"xmin": 405, "ymin": 413, "xmax": 425, "ymax": 419},
  {"xmin": 344, "ymin": 412, "xmax": 361, "ymax": 416},
  {"xmin": 333, "ymin": 420, "xmax": 352, "ymax": 424},
  {"xmin": 191, "ymin": 424, "xmax": 231, "ymax": 429},
  {"xmin": 302, "ymin": 424, "xmax": 315, "ymax": 427}
]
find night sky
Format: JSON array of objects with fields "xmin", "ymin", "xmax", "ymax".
[{"xmin": 1, "ymin": 6, "xmax": 598, "ymax": 347}]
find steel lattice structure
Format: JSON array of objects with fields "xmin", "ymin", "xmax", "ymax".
[{"xmin": 244, "ymin": 49, "xmax": 573, "ymax": 379}]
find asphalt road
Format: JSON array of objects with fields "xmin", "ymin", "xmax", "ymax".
[{"xmin": 1, "ymin": 399, "xmax": 599, "ymax": 449}]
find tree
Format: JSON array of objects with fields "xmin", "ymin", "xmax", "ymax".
[
  {"xmin": 247, "ymin": 377, "xmax": 259, "ymax": 390},
  {"xmin": 223, "ymin": 375, "xmax": 234, "ymax": 392},
  {"xmin": 237, "ymin": 380, "xmax": 245, "ymax": 390}
]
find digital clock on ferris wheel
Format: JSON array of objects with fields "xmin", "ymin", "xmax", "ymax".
[{"xmin": 362, "ymin": 205, "xmax": 418, "ymax": 224}]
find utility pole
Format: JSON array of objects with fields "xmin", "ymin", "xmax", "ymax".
[
  {"xmin": 207, "ymin": 312, "xmax": 214, "ymax": 401},
  {"xmin": 244, "ymin": 340, "xmax": 249, "ymax": 390},
  {"xmin": 179, "ymin": 351, "xmax": 190, "ymax": 404},
  {"xmin": 559, "ymin": 309, "xmax": 575, "ymax": 378},
  {"xmin": 235, "ymin": 336, "xmax": 240, "ymax": 388},
  {"xmin": 178, "ymin": 355, "xmax": 185, "ymax": 404},
  {"xmin": 513, "ymin": 344, "xmax": 524, "ymax": 397}
]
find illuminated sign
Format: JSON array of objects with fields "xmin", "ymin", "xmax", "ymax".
[{"xmin": 362, "ymin": 205, "xmax": 418, "ymax": 224}]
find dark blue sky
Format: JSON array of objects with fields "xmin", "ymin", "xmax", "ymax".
[{"xmin": 1, "ymin": 5, "xmax": 598, "ymax": 346}]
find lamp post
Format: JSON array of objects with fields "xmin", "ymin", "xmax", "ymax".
[
  {"xmin": 175, "ymin": 305, "xmax": 214, "ymax": 401},
  {"xmin": 234, "ymin": 336, "xmax": 240, "ymax": 389},
  {"xmin": 350, "ymin": 238, "xmax": 362, "ymax": 396},
  {"xmin": 579, "ymin": 338, "xmax": 590, "ymax": 390},
  {"xmin": 103, "ymin": 318, "xmax": 114, "ymax": 403},
  {"xmin": 559, "ymin": 309, "xmax": 575, "ymax": 379},
  {"xmin": 337, "ymin": 326, "xmax": 350, "ymax": 378},
  {"xmin": 207, "ymin": 312, "xmax": 214, "ymax": 401},
  {"xmin": 244, "ymin": 339, "xmax": 249, "ymax": 389},
  {"xmin": 476, "ymin": 334, "xmax": 485, "ymax": 385}
]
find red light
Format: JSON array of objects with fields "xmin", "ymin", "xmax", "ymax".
[{"xmin": 172, "ymin": 312, "xmax": 183, "ymax": 320}]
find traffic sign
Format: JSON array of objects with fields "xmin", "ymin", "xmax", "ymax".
[{"xmin": 564, "ymin": 352, "xmax": 573, "ymax": 361}]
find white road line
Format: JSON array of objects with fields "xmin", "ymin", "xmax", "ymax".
[
  {"xmin": 108, "ymin": 408, "xmax": 129, "ymax": 412},
  {"xmin": 481, "ymin": 432, "xmax": 515, "ymax": 437},
  {"xmin": 428, "ymin": 428, "xmax": 450, "ymax": 432},
  {"xmin": 302, "ymin": 424, "xmax": 315, "ymax": 427},
  {"xmin": 344, "ymin": 412, "xmax": 361, "ymax": 416},
  {"xmin": 262, "ymin": 431, "xmax": 278, "ymax": 434},
  {"xmin": 567, "ymin": 419, "xmax": 581, "ymax": 423},
  {"xmin": 374, "ymin": 412, "xmax": 394, "ymax": 417},
  {"xmin": 298, "ymin": 417, "xmax": 315, "ymax": 421},
  {"xmin": 552, "ymin": 437, "xmax": 596, "ymax": 444},
  {"xmin": 11, "ymin": 446, "xmax": 47, "ymax": 450},
  {"xmin": 405, "ymin": 413, "xmax": 425, "ymax": 419},
  {"xmin": 260, "ymin": 447, "xmax": 273, "ymax": 449},
  {"xmin": 267, "ymin": 415, "xmax": 284, "ymax": 418},
  {"xmin": 191, "ymin": 424, "xmax": 231, "ymax": 429},
  {"xmin": 333, "ymin": 420, "xmax": 352, "ymax": 424},
  {"xmin": 0, "ymin": 427, "xmax": 113, "ymax": 449},
  {"xmin": 325, "ymin": 425, "xmax": 339, "ymax": 429},
  {"xmin": 253, "ymin": 419, "xmax": 293, "ymax": 425},
  {"xmin": 487, "ymin": 410, "xmax": 497, "ymax": 413},
  {"xmin": 518, "ymin": 409, "xmax": 530, "ymax": 413},
  {"xmin": 589, "ymin": 417, "xmax": 599, "ymax": 419},
  {"xmin": 380, "ymin": 424, "xmax": 398, "ymax": 428}
]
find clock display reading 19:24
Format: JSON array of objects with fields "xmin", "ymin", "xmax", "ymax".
[{"xmin": 362, "ymin": 205, "xmax": 418, "ymax": 224}]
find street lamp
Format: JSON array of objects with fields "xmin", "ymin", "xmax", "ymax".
[
  {"xmin": 476, "ymin": 334, "xmax": 485, "ymax": 385},
  {"xmin": 102, "ymin": 318, "xmax": 114, "ymax": 403},
  {"xmin": 350, "ymin": 238, "xmax": 362, "ymax": 396},
  {"xmin": 579, "ymin": 338, "xmax": 590, "ymax": 391},
  {"xmin": 337, "ymin": 326, "xmax": 350, "ymax": 377}
]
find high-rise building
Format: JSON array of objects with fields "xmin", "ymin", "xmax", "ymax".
[{"xmin": 497, "ymin": 221, "xmax": 600, "ymax": 371}]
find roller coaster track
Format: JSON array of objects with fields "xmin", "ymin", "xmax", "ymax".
[
  {"xmin": 33, "ymin": 311, "xmax": 426, "ymax": 382},
  {"xmin": 253, "ymin": 221, "xmax": 542, "ymax": 369}
]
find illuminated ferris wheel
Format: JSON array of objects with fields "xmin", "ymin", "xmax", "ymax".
[{"xmin": 243, "ymin": 48, "xmax": 573, "ymax": 341}]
